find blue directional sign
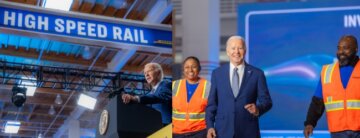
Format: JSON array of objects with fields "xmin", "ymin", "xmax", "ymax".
[{"xmin": 0, "ymin": 2, "xmax": 172, "ymax": 48}]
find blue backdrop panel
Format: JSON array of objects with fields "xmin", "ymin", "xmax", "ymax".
[{"xmin": 238, "ymin": 0, "xmax": 360, "ymax": 137}]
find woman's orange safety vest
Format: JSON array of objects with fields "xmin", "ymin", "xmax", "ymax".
[
  {"xmin": 172, "ymin": 78, "xmax": 210, "ymax": 134},
  {"xmin": 321, "ymin": 61, "xmax": 360, "ymax": 132}
]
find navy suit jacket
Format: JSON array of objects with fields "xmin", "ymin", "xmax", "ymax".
[
  {"xmin": 206, "ymin": 63, "xmax": 272, "ymax": 138},
  {"xmin": 140, "ymin": 80, "xmax": 172, "ymax": 124}
]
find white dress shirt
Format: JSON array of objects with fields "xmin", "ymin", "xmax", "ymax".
[
  {"xmin": 151, "ymin": 81, "xmax": 160, "ymax": 94},
  {"xmin": 229, "ymin": 62, "xmax": 245, "ymax": 90}
]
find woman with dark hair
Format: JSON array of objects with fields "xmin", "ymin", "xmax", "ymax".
[{"xmin": 172, "ymin": 56, "xmax": 210, "ymax": 138}]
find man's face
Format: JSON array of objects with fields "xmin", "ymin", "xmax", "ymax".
[
  {"xmin": 144, "ymin": 65, "xmax": 160, "ymax": 85},
  {"xmin": 226, "ymin": 38, "xmax": 246, "ymax": 66},
  {"xmin": 337, "ymin": 39, "xmax": 358, "ymax": 66}
]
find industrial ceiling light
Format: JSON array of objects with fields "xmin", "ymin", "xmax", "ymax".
[
  {"xmin": 43, "ymin": 0, "xmax": 74, "ymax": 11},
  {"xmin": 38, "ymin": 133, "xmax": 44, "ymax": 138},
  {"xmin": 54, "ymin": 94, "xmax": 63, "ymax": 105},
  {"xmin": 21, "ymin": 77, "xmax": 37, "ymax": 96},
  {"xmin": 77, "ymin": 93, "xmax": 97, "ymax": 110},
  {"xmin": 12, "ymin": 86, "xmax": 27, "ymax": 107},
  {"xmin": 25, "ymin": 86, "xmax": 36, "ymax": 96},
  {"xmin": 48, "ymin": 105, "xmax": 56, "ymax": 115},
  {"xmin": 4, "ymin": 121, "xmax": 21, "ymax": 134}
]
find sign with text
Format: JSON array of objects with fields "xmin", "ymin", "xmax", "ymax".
[{"xmin": 0, "ymin": 4, "xmax": 171, "ymax": 48}]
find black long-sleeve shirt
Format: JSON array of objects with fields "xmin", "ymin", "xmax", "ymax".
[{"xmin": 304, "ymin": 96, "xmax": 325, "ymax": 127}]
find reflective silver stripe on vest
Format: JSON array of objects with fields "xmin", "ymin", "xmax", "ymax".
[
  {"xmin": 325, "ymin": 101, "xmax": 344, "ymax": 112},
  {"xmin": 347, "ymin": 100, "xmax": 360, "ymax": 109},
  {"xmin": 172, "ymin": 111, "xmax": 186, "ymax": 119},
  {"xmin": 323, "ymin": 64, "xmax": 335, "ymax": 84},
  {"xmin": 189, "ymin": 113, "xmax": 205, "ymax": 120},
  {"xmin": 203, "ymin": 81, "xmax": 211, "ymax": 99},
  {"xmin": 172, "ymin": 80, "xmax": 181, "ymax": 96}
]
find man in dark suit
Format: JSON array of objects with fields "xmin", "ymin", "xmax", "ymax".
[
  {"xmin": 122, "ymin": 62, "xmax": 172, "ymax": 125},
  {"xmin": 206, "ymin": 36, "xmax": 272, "ymax": 138}
]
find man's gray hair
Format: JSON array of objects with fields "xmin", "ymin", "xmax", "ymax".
[
  {"xmin": 145, "ymin": 62, "xmax": 164, "ymax": 81},
  {"xmin": 226, "ymin": 35, "xmax": 246, "ymax": 50}
]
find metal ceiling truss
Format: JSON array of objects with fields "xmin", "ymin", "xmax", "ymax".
[{"xmin": 0, "ymin": 60, "xmax": 153, "ymax": 94}]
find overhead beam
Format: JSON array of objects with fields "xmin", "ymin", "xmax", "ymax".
[
  {"xmin": 0, "ymin": 131, "xmax": 41, "ymax": 138},
  {"xmin": 0, "ymin": 84, "xmax": 73, "ymax": 95},
  {"xmin": 0, "ymin": 118, "xmax": 94, "ymax": 127},
  {"xmin": 3, "ymin": 110, "xmax": 68, "ymax": 118},
  {"xmin": 0, "ymin": 91, "xmax": 78, "ymax": 108},
  {"xmin": 0, "ymin": 120, "xmax": 62, "ymax": 128},
  {"xmin": 0, "ymin": 45, "xmax": 108, "ymax": 68},
  {"xmin": 122, "ymin": 64, "xmax": 172, "ymax": 75},
  {"xmin": 25, "ymin": 0, "xmax": 37, "ymax": 5},
  {"xmin": 144, "ymin": 0, "xmax": 171, "ymax": 23},
  {"xmin": 0, "ymin": 60, "xmax": 120, "ymax": 92},
  {"xmin": 123, "ymin": 0, "xmax": 138, "ymax": 19},
  {"xmin": 0, "ymin": 125, "xmax": 58, "ymax": 132},
  {"xmin": 161, "ymin": 11, "xmax": 172, "ymax": 24},
  {"xmin": 91, "ymin": 0, "xmax": 111, "ymax": 15},
  {"xmin": 1, "ymin": 114, "xmax": 64, "ymax": 125},
  {"xmin": 79, "ymin": 0, "xmax": 95, "ymax": 13},
  {"xmin": 70, "ymin": 0, "xmax": 82, "ymax": 11},
  {"xmin": 26, "ymin": 104, "xmax": 35, "ymax": 121}
]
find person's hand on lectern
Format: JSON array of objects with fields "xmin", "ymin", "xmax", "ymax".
[{"xmin": 122, "ymin": 94, "xmax": 136, "ymax": 104}]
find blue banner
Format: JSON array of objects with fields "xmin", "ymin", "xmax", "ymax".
[
  {"xmin": 0, "ymin": 5, "xmax": 172, "ymax": 48},
  {"xmin": 238, "ymin": 0, "xmax": 360, "ymax": 137}
]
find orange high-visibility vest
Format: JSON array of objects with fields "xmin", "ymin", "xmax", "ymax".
[
  {"xmin": 172, "ymin": 78, "xmax": 210, "ymax": 134},
  {"xmin": 321, "ymin": 61, "xmax": 360, "ymax": 132}
]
